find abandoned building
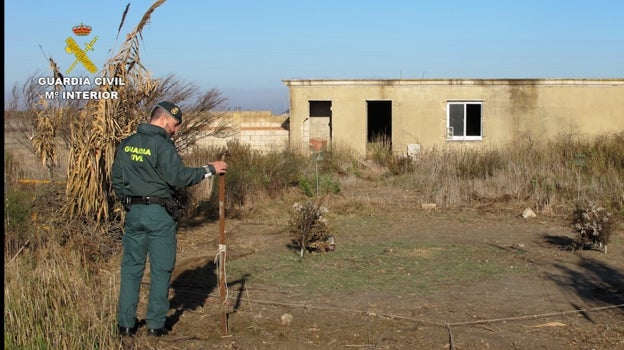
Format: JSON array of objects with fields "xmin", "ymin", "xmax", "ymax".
[{"xmin": 282, "ymin": 78, "xmax": 624, "ymax": 156}]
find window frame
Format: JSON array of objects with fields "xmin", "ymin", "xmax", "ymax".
[{"xmin": 446, "ymin": 100, "xmax": 483, "ymax": 141}]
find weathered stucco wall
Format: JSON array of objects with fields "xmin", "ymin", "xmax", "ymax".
[
  {"xmin": 284, "ymin": 79, "xmax": 624, "ymax": 156},
  {"xmin": 198, "ymin": 110, "xmax": 289, "ymax": 152}
]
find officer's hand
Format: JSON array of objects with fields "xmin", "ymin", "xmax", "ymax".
[{"xmin": 209, "ymin": 160, "xmax": 228, "ymax": 175}]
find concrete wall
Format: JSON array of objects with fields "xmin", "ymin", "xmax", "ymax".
[
  {"xmin": 283, "ymin": 79, "xmax": 624, "ymax": 156},
  {"xmin": 198, "ymin": 110, "xmax": 289, "ymax": 152}
]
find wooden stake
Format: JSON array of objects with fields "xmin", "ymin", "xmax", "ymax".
[{"xmin": 218, "ymin": 170, "xmax": 228, "ymax": 336}]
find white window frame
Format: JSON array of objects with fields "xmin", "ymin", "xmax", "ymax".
[{"xmin": 446, "ymin": 101, "xmax": 483, "ymax": 141}]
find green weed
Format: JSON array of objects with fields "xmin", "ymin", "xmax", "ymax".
[{"xmin": 228, "ymin": 240, "xmax": 525, "ymax": 297}]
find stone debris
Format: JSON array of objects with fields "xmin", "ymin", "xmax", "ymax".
[
  {"xmin": 521, "ymin": 208, "xmax": 537, "ymax": 218},
  {"xmin": 281, "ymin": 313, "xmax": 293, "ymax": 326}
]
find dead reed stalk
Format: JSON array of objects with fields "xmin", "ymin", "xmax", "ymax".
[{"xmin": 62, "ymin": 0, "xmax": 166, "ymax": 223}]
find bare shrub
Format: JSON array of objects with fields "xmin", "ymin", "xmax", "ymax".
[
  {"xmin": 179, "ymin": 140, "xmax": 310, "ymax": 220},
  {"xmin": 571, "ymin": 201, "xmax": 613, "ymax": 254},
  {"xmin": 289, "ymin": 199, "xmax": 333, "ymax": 257}
]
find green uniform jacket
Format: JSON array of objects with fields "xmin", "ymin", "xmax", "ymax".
[{"xmin": 112, "ymin": 123, "xmax": 206, "ymax": 199}]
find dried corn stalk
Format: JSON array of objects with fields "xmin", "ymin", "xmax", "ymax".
[{"xmin": 62, "ymin": 0, "xmax": 165, "ymax": 223}]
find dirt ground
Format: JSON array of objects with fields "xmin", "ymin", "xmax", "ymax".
[{"xmin": 117, "ymin": 184, "xmax": 624, "ymax": 350}]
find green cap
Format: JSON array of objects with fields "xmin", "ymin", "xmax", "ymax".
[{"xmin": 153, "ymin": 101, "xmax": 182, "ymax": 123}]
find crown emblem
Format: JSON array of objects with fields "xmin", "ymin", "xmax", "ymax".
[{"xmin": 72, "ymin": 23, "xmax": 92, "ymax": 36}]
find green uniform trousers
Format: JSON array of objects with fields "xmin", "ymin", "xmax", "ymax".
[{"xmin": 117, "ymin": 203, "xmax": 177, "ymax": 330}]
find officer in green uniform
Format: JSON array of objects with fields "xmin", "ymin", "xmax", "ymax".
[{"xmin": 112, "ymin": 101, "xmax": 228, "ymax": 337}]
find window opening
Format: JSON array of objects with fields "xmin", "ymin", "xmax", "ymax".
[{"xmin": 447, "ymin": 101, "xmax": 482, "ymax": 140}]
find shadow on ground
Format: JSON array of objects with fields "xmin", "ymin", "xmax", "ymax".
[
  {"xmin": 166, "ymin": 259, "xmax": 252, "ymax": 331},
  {"xmin": 541, "ymin": 234, "xmax": 624, "ymax": 314},
  {"xmin": 542, "ymin": 234, "xmax": 575, "ymax": 251},
  {"xmin": 167, "ymin": 261, "xmax": 218, "ymax": 330}
]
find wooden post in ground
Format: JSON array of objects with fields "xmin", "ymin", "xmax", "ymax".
[{"xmin": 218, "ymin": 159, "xmax": 228, "ymax": 336}]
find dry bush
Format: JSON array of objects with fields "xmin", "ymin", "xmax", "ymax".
[
  {"xmin": 217, "ymin": 140, "xmax": 307, "ymax": 210},
  {"xmin": 571, "ymin": 201, "xmax": 613, "ymax": 254},
  {"xmin": 289, "ymin": 199, "xmax": 334, "ymax": 257},
  {"xmin": 168, "ymin": 85, "xmax": 233, "ymax": 153},
  {"xmin": 177, "ymin": 140, "xmax": 309, "ymax": 221}
]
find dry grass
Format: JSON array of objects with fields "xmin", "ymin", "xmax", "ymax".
[
  {"xmin": 385, "ymin": 133, "xmax": 624, "ymax": 217},
  {"xmin": 4, "ymin": 243, "xmax": 120, "ymax": 350}
]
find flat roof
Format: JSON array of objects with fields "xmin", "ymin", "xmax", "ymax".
[{"xmin": 283, "ymin": 78, "xmax": 624, "ymax": 87}]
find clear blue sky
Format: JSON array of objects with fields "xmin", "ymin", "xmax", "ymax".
[{"xmin": 5, "ymin": 0, "xmax": 624, "ymax": 114}]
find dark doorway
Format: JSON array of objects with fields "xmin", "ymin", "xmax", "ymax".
[
  {"xmin": 367, "ymin": 100, "xmax": 392, "ymax": 142},
  {"xmin": 308, "ymin": 101, "xmax": 332, "ymax": 150}
]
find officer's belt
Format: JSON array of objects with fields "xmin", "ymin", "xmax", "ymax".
[{"xmin": 127, "ymin": 196, "xmax": 169, "ymax": 205}]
